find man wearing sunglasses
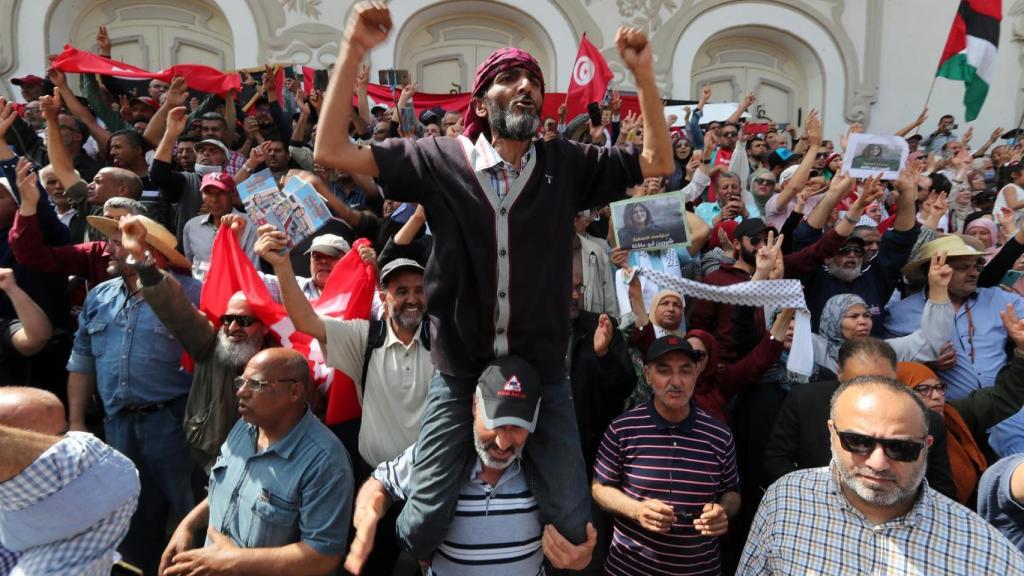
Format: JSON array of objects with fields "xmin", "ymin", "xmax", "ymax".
[
  {"xmin": 740, "ymin": 375, "xmax": 1024, "ymax": 574},
  {"xmin": 120, "ymin": 215, "xmax": 271, "ymax": 473},
  {"xmin": 160, "ymin": 348, "xmax": 353, "ymax": 576}
]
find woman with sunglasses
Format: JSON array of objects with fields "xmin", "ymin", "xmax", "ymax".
[
  {"xmin": 665, "ymin": 137, "xmax": 694, "ymax": 191},
  {"xmin": 813, "ymin": 252, "xmax": 954, "ymax": 374}
]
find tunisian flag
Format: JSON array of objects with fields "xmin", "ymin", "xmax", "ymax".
[
  {"xmin": 564, "ymin": 34, "xmax": 614, "ymax": 120},
  {"xmin": 51, "ymin": 45, "xmax": 241, "ymax": 95},
  {"xmin": 200, "ymin": 227, "xmax": 375, "ymax": 425}
]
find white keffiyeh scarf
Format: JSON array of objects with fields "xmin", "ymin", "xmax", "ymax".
[{"xmin": 640, "ymin": 268, "xmax": 814, "ymax": 378}]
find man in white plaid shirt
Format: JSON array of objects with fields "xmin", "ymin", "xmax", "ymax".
[
  {"xmin": 0, "ymin": 388, "xmax": 139, "ymax": 576},
  {"xmin": 739, "ymin": 375, "xmax": 1024, "ymax": 574}
]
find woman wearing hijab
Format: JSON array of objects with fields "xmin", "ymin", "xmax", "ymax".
[
  {"xmin": 627, "ymin": 288, "xmax": 685, "ymax": 357},
  {"xmin": 965, "ymin": 217, "xmax": 999, "ymax": 260},
  {"xmin": 897, "ymin": 362, "xmax": 988, "ymax": 505},
  {"xmin": 683, "ymin": 309, "xmax": 793, "ymax": 425},
  {"xmin": 666, "ymin": 137, "xmax": 694, "ymax": 191},
  {"xmin": 812, "ymin": 252, "xmax": 954, "ymax": 373}
]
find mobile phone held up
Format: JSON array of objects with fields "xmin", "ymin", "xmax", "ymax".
[
  {"xmin": 399, "ymin": 106, "xmax": 416, "ymax": 135},
  {"xmin": 742, "ymin": 123, "xmax": 771, "ymax": 136}
]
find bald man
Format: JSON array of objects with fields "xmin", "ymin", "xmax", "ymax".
[
  {"xmin": 0, "ymin": 393, "xmax": 139, "ymax": 574},
  {"xmin": 0, "ymin": 386, "xmax": 66, "ymax": 435},
  {"xmin": 739, "ymin": 376, "xmax": 1024, "ymax": 574},
  {"xmin": 159, "ymin": 348, "xmax": 353, "ymax": 576}
]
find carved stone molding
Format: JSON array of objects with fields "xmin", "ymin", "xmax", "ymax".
[
  {"xmin": 0, "ymin": 0, "xmax": 20, "ymax": 100},
  {"xmin": 654, "ymin": 0, "xmax": 883, "ymax": 126}
]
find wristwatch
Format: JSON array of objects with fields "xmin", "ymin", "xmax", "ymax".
[
  {"xmin": 843, "ymin": 213, "xmax": 859, "ymax": 224},
  {"xmin": 126, "ymin": 250, "xmax": 155, "ymax": 268}
]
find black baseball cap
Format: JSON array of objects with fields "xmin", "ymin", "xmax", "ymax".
[
  {"xmin": 475, "ymin": 356, "xmax": 541, "ymax": 433},
  {"xmin": 733, "ymin": 218, "xmax": 772, "ymax": 240},
  {"xmin": 646, "ymin": 335, "xmax": 706, "ymax": 364}
]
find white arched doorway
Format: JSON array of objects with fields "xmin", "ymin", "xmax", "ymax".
[
  {"xmin": 691, "ymin": 27, "xmax": 823, "ymax": 128},
  {"xmin": 374, "ymin": 0, "xmax": 577, "ymax": 92},
  {"xmin": 671, "ymin": 2, "xmax": 846, "ymax": 135},
  {"xmin": 10, "ymin": 0, "xmax": 258, "ymax": 95}
]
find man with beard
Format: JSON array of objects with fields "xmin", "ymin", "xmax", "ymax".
[
  {"xmin": 314, "ymin": 3, "xmax": 673, "ymax": 559},
  {"xmin": 260, "ymin": 237, "xmax": 431, "ymax": 471},
  {"xmin": 120, "ymin": 214, "xmax": 272, "ymax": 471},
  {"xmin": 344, "ymin": 357, "xmax": 597, "ymax": 575},
  {"xmin": 798, "ymin": 169, "xmax": 922, "ymax": 334},
  {"xmin": 65, "ymin": 214, "xmax": 196, "ymax": 574},
  {"xmin": 740, "ymin": 375, "xmax": 1024, "ymax": 574},
  {"xmin": 689, "ymin": 193, "xmax": 866, "ymax": 364}
]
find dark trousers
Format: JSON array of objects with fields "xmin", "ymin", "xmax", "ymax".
[{"xmin": 395, "ymin": 371, "xmax": 591, "ymax": 559}]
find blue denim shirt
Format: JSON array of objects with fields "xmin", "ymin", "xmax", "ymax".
[
  {"xmin": 66, "ymin": 274, "xmax": 200, "ymax": 415},
  {"xmin": 207, "ymin": 409, "xmax": 353, "ymax": 555}
]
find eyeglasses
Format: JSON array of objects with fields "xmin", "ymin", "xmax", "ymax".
[
  {"xmin": 913, "ymin": 382, "xmax": 947, "ymax": 397},
  {"xmin": 816, "ymin": 152, "xmax": 829, "ymax": 159},
  {"xmin": 837, "ymin": 245, "xmax": 865, "ymax": 256},
  {"xmin": 232, "ymin": 376, "xmax": 300, "ymax": 392},
  {"xmin": 836, "ymin": 430, "xmax": 926, "ymax": 462},
  {"xmin": 754, "ymin": 178, "xmax": 775, "ymax": 186},
  {"xmin": 220, "ymin": 314, "xmax": 260, "ymax": 327},
  {"xmin": 950, "ymin": 262, "xmax": 985, "ymax": 273},
  {"xmin": 721, "ymin": 131, "xmax": 738, "ymax": 137}
]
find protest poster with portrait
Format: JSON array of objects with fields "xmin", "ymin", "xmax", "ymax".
[
  {"xmin": 611, "ymin": 191, "xmax": 690, "ymax": 251},
  {"xmin": 842, "ymin": 133, "xmax": 909, "ymax": 180}
]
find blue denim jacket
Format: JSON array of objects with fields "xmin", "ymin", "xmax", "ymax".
[
  {"xmin": 66, "ymin": 274, "xmax": 200, "ymax": 415},
  {"xmin": 208, "ymin": 409, "xmax": 353, "ymax": 555}
]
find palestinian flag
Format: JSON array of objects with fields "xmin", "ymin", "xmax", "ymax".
[{"xmin": 936, "ymin": 0, "xmax": 1001, "ymax": 121}]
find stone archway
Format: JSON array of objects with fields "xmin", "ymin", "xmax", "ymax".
[
  {"xmin": 8, "ymin": 0, "xmax": 258, "ymax": 96},
  {"xmin": 375, "ymin": 0, "xmax": 577, "ymax": 92},
  {"xmin": 691, "ymin": 27, "xmax": 824, "ymax": 128}
]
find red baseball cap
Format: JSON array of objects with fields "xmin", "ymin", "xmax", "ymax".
[
  {"xmin": 129, "ymin": 96, "xmax": 159, "ymax": 110},
  {"xmin": 11, "ymin": 75, "xmax": 45, "ymax": 87},
  {"xmin": 200, "ymin": 172, "xmax": 235, "ymax": 194}
]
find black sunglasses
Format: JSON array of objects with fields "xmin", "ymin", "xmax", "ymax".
[
  {"xmin": 721, "ymin": 131, "xmax": 738, "ymax": 137},
  {"xmin": 837, "ymin": 245, "xmax": 864, "ymax": 256},
  {"xmin": 754, "ymin": 178, "xmax": 775, "ymax": 186},
  {"xmin": 837, "ymin": 431, "xmax": 926, "ymax": 462},
  {"xmin": 220, "ymin": 314, "xmax": 260, "ymax": 327}
]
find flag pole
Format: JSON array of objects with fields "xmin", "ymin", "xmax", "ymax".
[{"xmin": 913, "ymin": 76, "xmax": 939, "ymax": 136}]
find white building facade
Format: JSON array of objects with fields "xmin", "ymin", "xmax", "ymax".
[{"xmin": 2, "ymin": 0, "xmax": 1024, "ymax": 140}]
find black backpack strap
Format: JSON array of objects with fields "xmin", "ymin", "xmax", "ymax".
[{"xmin": 360, "ymin": 317, "xmax": 387, "ymax": 396}]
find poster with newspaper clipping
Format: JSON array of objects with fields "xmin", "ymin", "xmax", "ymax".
[
  {"xmin": 611, "ymin": 191, "xmax": 690, "ymax": 252},
  {"xmin": 236, "ymin": 169, "xmax": 330, "ymax": 249},
  {"xmin": 842, "ymin": 133, "xmax": 909, "ymax": 180}
]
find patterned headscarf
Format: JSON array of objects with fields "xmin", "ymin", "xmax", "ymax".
[
  {"xmin": 965, "ymin": 217, "xmax": 998, "ymax": 249},
  {"xmin": 462, "ymin": 48, "xmax": 545, "ymax": 141},
  {"xmin": 815, "ymin": 293, "xmax": 867, "ymax": 372}
]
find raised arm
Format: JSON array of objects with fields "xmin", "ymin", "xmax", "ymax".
[
  {"xmin": 47, "ymin": 68, "xmax": 111, "ymax": 160},
  {"xmin": 143, "ymin": 76, "xmax": 189, "ymax": 149},
  {"xmin": 894, "ymin": 108, "xmax": 928, "ymax": 138},
  {"xmin": 37, "ymin": 91, "xmax": 83, "ymax": 190},
  {"xmin": 255, "ymin": 224, "xmax": 326, "ymax": 344},
  {"xmin": 772, "ymin": 111, "xmax": 822, "ymax": 209},
  {"xmin": 726, "ymin": 92, "xmax": 755, "ymax": 126},
  {"xmin": 616, "ymin": 28, "xmax": 673, "ymax": 177},
  {"xmin": 0, "ymin": 268, "xmax": 52, "ymax": 357},
  {"xmin": 314, "ymin": 3, "xmax": 390, "ymax": 176}
]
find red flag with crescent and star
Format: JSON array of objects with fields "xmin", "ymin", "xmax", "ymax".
[{"xmin": 564, "ymin": 33, "xmax": 614, "ymax": 120}]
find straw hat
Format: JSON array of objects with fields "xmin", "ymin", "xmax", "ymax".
[
  {"xmin": 901, "ymin": 234, "xmax": 985, "ymax": 279},
  {"xmin": 87, "ymin": 215, "xmax": 191, "ymax": 269}
]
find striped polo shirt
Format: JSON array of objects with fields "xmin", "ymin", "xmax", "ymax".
[
  {"xmin": 594, "ymin": 401, "xmax": 739, "ymax": 576},
  {"xmin": 375, "ymin": 445, "xmax": 543, "ymax": 575}
]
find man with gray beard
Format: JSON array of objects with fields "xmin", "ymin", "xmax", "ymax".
[
  {"xmin": 123, "ymin": 218, "xmax": 271, "ymax": 471},
  {"xmin": 740, "ymin": 375, "xmax": 1024, "ymax": 574},
  {"xmin": 259, "ymin": 232, "xmax": 433, "ymax": 575}
]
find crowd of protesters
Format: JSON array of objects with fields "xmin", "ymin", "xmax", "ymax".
[{"xmin": 6, "ymin": 2, "xmax": 1024, "ymax": 575}]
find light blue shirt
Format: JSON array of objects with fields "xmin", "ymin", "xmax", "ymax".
[
  {"xmin": 694, "ymin": 201, "xmax": 761, "ymax": 227},
  {"xmin": 208, "ymin": 409, "xmax": 353, "ymax": 555},
  {"xmin": 66, "ymin": 274, "xmax": 200, "ymax": 416},
  {"xmin": 884, "ymin": 287, "xmax": 1024, "ymax": 399}
]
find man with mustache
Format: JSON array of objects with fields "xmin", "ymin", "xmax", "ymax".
[
  {"xmin": 740, "ymin": 375, "xmax": 1024, "ymax": 574},
  {"xmin": 344, "ymin": 356, "xmax": 597, "ymax": 575},
  {"xmin": 314, "ymin": 3, "xmax": 674, "ymax": 559},
  {"xmin": 120, "ymin": 214, "xmax": 272, "ymax": 472},
  {"xmin": 592, "ymin": 335, "xmax": 740, "ymax": 575},
  {"xmin": 259, "ymin": 227, "xmax": 433, "ymax": 574}
]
